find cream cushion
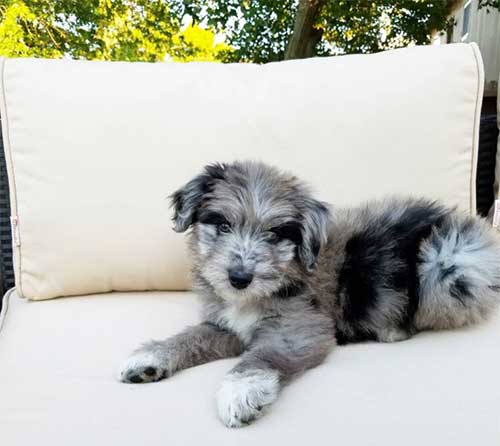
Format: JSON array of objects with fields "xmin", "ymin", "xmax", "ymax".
[
  {"xmin": 0, "ymin": 43, "xmax": 484, "ymax": 300},
  {"xmin": 0, "ymin": 289, "xmax": 499, "ymax": 445}
]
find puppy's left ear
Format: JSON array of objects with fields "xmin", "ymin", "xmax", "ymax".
[
  {"xmin": 299, "ymin": 199, "xmax": 331, "ymax": 272},
  {"xmin": 169, "ymin": 163, "xmax": 226, "ymax": 232}
]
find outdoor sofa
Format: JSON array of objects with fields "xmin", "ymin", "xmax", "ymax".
[{"xmin": 0, "ymin": 42, "xmax": 499, "ymax": 445}]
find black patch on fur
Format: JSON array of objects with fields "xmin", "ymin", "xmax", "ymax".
[
  {"xmin": 439, "ymin": 263, "xmax": 457, "ymax": 280},
  {"xmin": 298, "ymin": 199, "xmax": 330, "ymax": 270},
  {"xmin": 204, "ymin": 163, "xmax": 227, "ymax": 181},
  {"xmin": 201, "ymin": 321, "xmax": 229, "ymax": 333},
  {"xmin": 309, "ymin": 297, "xmax": 320, "ymax": 309},
  {"xmin": 310, "ymin": 239, "xmax": 320, "ymax": 258},
  {"xmin": 335, "ymin": 329, "xmax": 377, "ymax": 345},
  {"xmin": 269, "ymin": 222, "xmax": 303, "ymax": 245},
  {"xmin": 170, "ymin": 163, "xmax": 227, "ymax": 229},
  {"xmin": 275, "ymin": 281, "xmax": 305, "ymax": 299},
  {"xmin": 198, "ymin": 211, "xmax": 230, "ymax": 226},
  {"xmin": 128, "ymin": 374, "xmax": 143, "ymax": 383},
  {"xmin": 338, "ymin": 233, "xmax": 381, "ymax": 321},
  {"xmin": 337, "ymin": 201, "xmax": 449, "ymax": 336},
  {"xmin": 449, "ymin": 275, "xmax": 472, "ymax": 305}
]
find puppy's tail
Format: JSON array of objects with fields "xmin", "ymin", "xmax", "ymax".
[{"xmin": 415, "ymin": 214, "xmax": 500, "ymax": 330}]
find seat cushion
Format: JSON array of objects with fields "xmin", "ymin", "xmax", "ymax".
[
  {"xmin": 0, "ymin": 42, "xmax": 485, "ymax": 300},
  {"xmin": 0, "ymin": 290, "xmax": 499, "ymax": 445}
]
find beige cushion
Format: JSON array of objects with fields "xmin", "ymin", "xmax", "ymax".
[
  {"xmin": 0, "ymin": 289, "xmax": 499, "ymax": 445},
  {"xmin": 0, "ymin": 43, "xmax": 484, "ymax": 300}
]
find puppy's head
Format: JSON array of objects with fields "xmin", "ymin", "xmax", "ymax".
[{"xmin": 170, "ymin": 161, "xmax": 330, "ymax": 301}]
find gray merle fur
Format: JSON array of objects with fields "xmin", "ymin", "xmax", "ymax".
[{"xmin": 120, "ymin": 161, "xmax": 500, "ymax": 427}]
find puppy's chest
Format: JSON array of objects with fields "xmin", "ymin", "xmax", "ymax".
[{"xmin": 215, "ymin": 304, "xmax": 266, "ymax": 344}]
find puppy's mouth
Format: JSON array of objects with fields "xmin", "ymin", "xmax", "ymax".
[{"xmin": 201, "ymin": 267, "xmax": 283, "ymax": 301}]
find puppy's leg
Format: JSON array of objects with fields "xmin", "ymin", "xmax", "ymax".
[
  {"xmin": 120, "ymin": 322, "xmax": 243, "ymax": 383},
  {"xmin": 216, "ymin": 316, "xmax": 335, "ymax": 427}
]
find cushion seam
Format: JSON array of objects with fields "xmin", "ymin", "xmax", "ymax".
[
  {"xmin": 0, "ymin": 287, "xmax": 16, "ymax": 336},
  {"xmin": 469, "ymin": 43, "xmax": 485, "ymax": 215}
]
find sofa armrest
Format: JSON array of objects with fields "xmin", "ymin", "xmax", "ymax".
[
  {"xmin": 0, "ymin": 118, "xmax": 14, "ymax": 304},
  {"xmin": 477, "ymin": 113, "xmax": 499, "ymax": 217}
]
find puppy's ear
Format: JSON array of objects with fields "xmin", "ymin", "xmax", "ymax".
[
  {"xmin": 298, "ymin": 199, "xmax": 331, "ymax": 272},
  {"xmin": 169, "ymin": 163, "xmax": 226, "ymax": 232}
]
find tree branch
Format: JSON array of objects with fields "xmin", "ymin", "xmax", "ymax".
[{"xmin": 285, "ymin": 0, "xmax": 325, "ymax": 60}]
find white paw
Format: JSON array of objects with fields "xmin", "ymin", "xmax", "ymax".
[
  {"xmin": 216, "ymin": 369, "xmax": 280, "ymax": 428},
  {"xmin": 119, "ymin": 349, "xmax": 167, "ymax": 383}
]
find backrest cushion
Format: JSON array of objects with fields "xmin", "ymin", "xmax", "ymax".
[{"xmin": 0, "ymin": 43, "xmax": 484, "ymax": 300}]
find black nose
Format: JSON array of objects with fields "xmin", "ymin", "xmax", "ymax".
[{"xmin": 228, "ymin": 268, "xmax": 253, "ymax": 289}]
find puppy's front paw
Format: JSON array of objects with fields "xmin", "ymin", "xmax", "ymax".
[
  {"xmin": 216, "ymin": 369, "xmax": 280, "ymax": 428},
  {"xmin": 119, "ymin": 349, "xmax": 168, "ymax": 384}
]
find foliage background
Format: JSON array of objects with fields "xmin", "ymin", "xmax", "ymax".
[{"xmin": 0, "ymin": 1, "xmax": 496, "ymax": 63}]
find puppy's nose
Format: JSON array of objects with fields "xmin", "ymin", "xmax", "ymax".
[{"xmin": 228, "ymin": 268, "xmax": 253, "ymax": 289}]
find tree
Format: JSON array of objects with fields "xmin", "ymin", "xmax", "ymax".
[
  {"xmin": 479, "ymin": 0, "xmax": 500, "ymax": 8},
  {"xmin": 0, "ymin": 0, "xmax": 231, "ymax": 61},
  {"xmin": 1, "ymin": 0, "xmax": 498, "ymax": 63},
  {"xmin": 178, "ymin": 0, "xmax": 298, "ymax": 63},
  {"xmin": 0, "ymin": 1, "xmax": 65, "ymax": 57},
  {"xmin": 170, "ymin": 22, "xmax": 232, "ymax": 62},
  {"xmin": 285, "ymin": 0, "xmax": 325, "ymax": 59},
  {"xmin": 181, "ymin": 0, "xmax": 463, "ymax": 62}
]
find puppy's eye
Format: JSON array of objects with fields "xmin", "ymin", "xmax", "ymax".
[
  {"xmin": 266, "ymin": 231, "xmax": 279, "ymax": 243},
  {"xmin": 199, "ymin": 211, "xmax": 230, "ymax": 229},
  {"xmin": 218, "ymin": 223, "xmax": 231, "ymax": 234},
  {"xmin": 268, "ymin": 223, "xmax": 303, "ymax": 245}
]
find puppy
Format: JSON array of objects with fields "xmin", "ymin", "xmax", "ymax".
[{"xmin": 120, "ymin": 161, "xmax": 500, "ymax": 427}]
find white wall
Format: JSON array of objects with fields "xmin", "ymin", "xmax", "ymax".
[{"xmin": 435, "ymin": 0, "xmax": 500, "ymax": 96}]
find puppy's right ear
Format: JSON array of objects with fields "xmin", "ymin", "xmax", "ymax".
[{"xmin": 169, "ymin": 163, "xmax": 226, "ymax": 232}]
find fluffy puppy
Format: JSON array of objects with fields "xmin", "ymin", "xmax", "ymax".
[{"xmin": 120, "ymin": 161, "xmax": 500, "ymax": 427}]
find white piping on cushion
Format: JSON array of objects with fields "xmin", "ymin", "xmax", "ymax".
[
  {"xmin": 0, "ymin": 287, "xmax": 16, "ymax": 336},
  {"xmin": 469, "ymin": 42, "xmax": 485, "ymax": 215},
  {"xmin": 0, "ymin": 58, "xmax": 24, "ymax": 297}
]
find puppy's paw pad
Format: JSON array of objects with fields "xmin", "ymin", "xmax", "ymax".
[
  {"xmin": 119, "ymin": 351, "xmax": 167, "ymax": 384},
  {"xmin": 216, "ymin": 369, "xmax": 280, "ymax": 428}
]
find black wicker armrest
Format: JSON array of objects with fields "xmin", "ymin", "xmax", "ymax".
[
  {"xmin": 0, "ymin": 119, "xmax": 15, "ymax": 305},
  {"xmin": 476, "ymin": 114, "xmax": 499, "ymax": 217}
]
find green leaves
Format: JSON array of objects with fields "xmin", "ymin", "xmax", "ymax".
[
  {"xmin": 318, "ymin": 1, "xmax": 451, "ymax": 56},
  {"xmin": 177, "ymin": 0, "xmax": 298, "ymax": 62},
  {"xmin": 0, "ymin": 0, "xmax": 230, "ymax": 62},
  {"xmin": 91, "ymin": 0, "xmax": 178, "ymax": 61},
  {"xmin": 1, "ymin": 0, "xmax": 498, "ymax": 63},
  {"xmin": 171, "ymin": 22, "xmax": 233, "ymax": 62},
  {"xmin": 173, "ymin": 1, "xmax": 458, "ymax": 61},
  {"xmin": 479, "ymin": 0, "xmax": 500, "ymax": 9},
  {"xmin": 0, "ymin": 1, "xmax": 64, "ymax": 57}
]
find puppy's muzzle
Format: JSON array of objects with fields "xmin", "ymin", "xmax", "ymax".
[{"xmin": 228, "ymin": 268, "xmax": 253, "ymax": 289}]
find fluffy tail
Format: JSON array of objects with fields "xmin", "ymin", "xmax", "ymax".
[{"xmin": 415, "ymin": 214, "xmax": 500, "ymax": 330}]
